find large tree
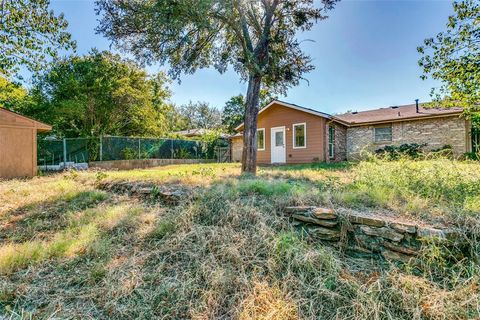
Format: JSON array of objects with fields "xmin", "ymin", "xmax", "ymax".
[
  {"xmin": 0, "ymin": 0, "xmax": 75, "ymax": 78},
  {"xmin": 96, "ymin": 0, "xmax": 338, "ymax": 174},
  {"xmin": 418, "ymin": 0, "xmax": 479, "ymax": 114},
  {"xmin": 23, "ymin": 50, "xmax": 173, "ymax": 138},
  {"xmin": 179, "ymin": 101, "xmax": 222, "ymax": 130}
]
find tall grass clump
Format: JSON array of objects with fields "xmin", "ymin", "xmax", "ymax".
[{"xmin": 341, "ymin": 158, "xmax": 480, "ymax": 221}]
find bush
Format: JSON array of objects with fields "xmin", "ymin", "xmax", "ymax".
[{"xmin": 375, "ymin": 143, "xmax": 426, "ymax": 160}]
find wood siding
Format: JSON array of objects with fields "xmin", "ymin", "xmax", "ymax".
[
  {"xmin": 255, "ymin": 104, "xmax": 327, "ymax": 164},
  {"xmin": 0, "ymin": 108, "xmax": 51, "ymax": 178}
]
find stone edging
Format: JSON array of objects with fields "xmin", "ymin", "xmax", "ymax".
[{"xmin": 285, "ymin": 206, "xmax": 465, "ymax": 262}]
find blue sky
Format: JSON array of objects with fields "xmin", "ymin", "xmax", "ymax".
[{"xmin": 46, "ymin": 0, "xmax": 453, "ymax": 114}]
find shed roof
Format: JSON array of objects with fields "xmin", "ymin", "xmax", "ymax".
[{"xmin": 0, "ymin": 108, "xmax": 52, "ymax": 132}]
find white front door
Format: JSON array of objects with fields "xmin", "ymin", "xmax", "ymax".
[{"xmin": 271, "ymin": 127, "xmax": 286, "ymax": 164}]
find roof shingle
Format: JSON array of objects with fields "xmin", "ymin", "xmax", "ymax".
[{"xmin": 333, "ymin": 103, "xmax": 462, "ymax": 126}]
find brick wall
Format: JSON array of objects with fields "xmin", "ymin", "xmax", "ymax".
[
  {"xmin": 346, "ymin": 116, "xmax": 470, "ymax": 159},
  {"xmin": 326, "ymin": 123, "xmax": 347, "ymax": 162}
]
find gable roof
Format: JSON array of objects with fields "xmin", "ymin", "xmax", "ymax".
[
  {"xmin": 235, "ymin": 100, "xmax": 331, "ymax": 131},
  {"xmin": 0, "ymin": 108, "xmax": 52, "ymax": 132},
  {"xmin": 332, "ymin": 103, "xmax": 463, "ymax": 127}
]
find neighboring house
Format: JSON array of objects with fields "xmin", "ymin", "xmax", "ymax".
[
  {"xmin": 231, "ymin": 100, "xmax": 475, "ymax": 164},
  {"xmin": 0, "ymin": 108, "xmax": 52, "ymax": 178}
]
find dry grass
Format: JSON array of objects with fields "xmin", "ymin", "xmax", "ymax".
[{"xmin": 0, "ymin": 160, "xmax": 479, "ymax": 319}]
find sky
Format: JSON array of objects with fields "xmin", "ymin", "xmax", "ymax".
[{"xmin": 45, "ymin": 0, "xmax": 454, "ymax": 115}]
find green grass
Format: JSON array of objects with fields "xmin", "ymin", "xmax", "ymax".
[{"xmin": 0, "ymin": 159, "xmax": 479, "ymax": 319}]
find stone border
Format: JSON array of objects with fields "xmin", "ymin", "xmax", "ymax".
[
  {"xmin": 98, "ymin": 181, "xmax": 191, "ymax": 204},
  {"xmin": 89, "ymin": 159, "xmax": 215, "ymax": 170},
  {"xmin": 285, "ymin": 206, "xmax": 465, "ymax": 262}
]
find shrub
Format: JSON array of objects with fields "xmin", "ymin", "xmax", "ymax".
[{"xmin": 375, "ymin": 143, "xmax": 427, "ymax": 160}]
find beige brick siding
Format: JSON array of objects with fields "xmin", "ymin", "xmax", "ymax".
[
  {"xmin": 326, "ymin": 123, "xmax": 347, "ymax": 162},
  {"xmin": 346, "ymin": 116, "xmax": 470, "ymax": 159}
]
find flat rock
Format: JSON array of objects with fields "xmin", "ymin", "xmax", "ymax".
[
  {"xmin": 349, "ymin": 214, "xmax": 386, "ymax": 227},
  {"xmin": 292, "ymin": 214, "xmax": 338, "ymax": 227},
  {"xmin": 417, "ymin": 227, "xmax": 447, "ymax": 239},
  {"xmin": 312, "ymin": 208, "xmax": 337, "ymax": 220},
  {"xmin": 382, "ymin": 241, "xmax": 418, "ymax": 256},
  {"xmin": 353, "ymin": 233, "xmax": 384, "ymax": 252},
  {"xmin": 389, "ymin": 221, "xmax": 417, "ymax": 234},
  {"xmin": 305, "ymin": 225, "xmax": 340, "ymax": 241},
  {"xmin": 285, "ymin": 206, "xmax": 315, "ymax": 213},
  {"xmin": 382, "ymin": 250, "xmax": 414, "ymax": 264},
  {"xmin": 136, "ymin": 187, "xmax": 153, "ymax": 194},
  {"xmin": 359, "ymin": 226, "xmax": 404, "ymax": 242}
]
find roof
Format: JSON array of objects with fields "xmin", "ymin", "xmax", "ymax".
[
  {"xmin": 235, "ymin": 100, "xmax": 331, "ymax": 131},
  {"xmin": 0, "ymin": 108, "xmax": 52, "ymax": 132},
  {"xmin": 333, "ymin": 103, "xmax": 463, "ymax": 127}
]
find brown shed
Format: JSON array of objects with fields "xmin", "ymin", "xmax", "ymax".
[{"xmin": 0, "ymin": 108, "xmax": 52, "ymax": 178}]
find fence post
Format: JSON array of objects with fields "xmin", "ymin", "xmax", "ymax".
[
  {"xmin": 138, "ymin": 138, "xmax": 141, "ymax": 159},
  {"xmin": 171, "ymin": 139, "xmax": 173, "ymax": 159},
  {"xmin": 63, "ymin": 138, "xmax": 67, "ymax": 166},
  {"xmin": 99, "ymin": 136, "xmax": 103, "ymax": 161}
]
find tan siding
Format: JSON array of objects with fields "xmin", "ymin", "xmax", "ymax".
[
  {"xmin": 231, "ymin": 136, "xmax": 243, "ymax": 162},
  {"xmin": 0, "ymin": 108, "xmax": 51, "ymax": 178},
  {"xmin": 0, "ymin": 127, "xmax": 36, "ymax": 178},
  {"xmin": 255, "ymin": 104, "xmax": 327, "ymax": 164}
]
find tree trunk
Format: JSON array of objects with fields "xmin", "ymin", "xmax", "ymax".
[{"xmin": 242, "ymin": 74, "xmax": 262, "ymax": 174}]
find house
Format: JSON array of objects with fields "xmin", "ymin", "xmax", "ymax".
[
  {"xmin": 0, "ymin": 108, "xmax": 52, "ymax": 178},
  {"xmin": 231, "ymin": 100, "xmax": 476, "ymax": 164}
]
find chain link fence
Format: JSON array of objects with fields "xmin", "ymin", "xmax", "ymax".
[{"xmin": 37, "ymin": 136, "xmax": 229, "ymax": 167}]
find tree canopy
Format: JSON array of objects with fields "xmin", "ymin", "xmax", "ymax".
[
  {"xmin": 418, "ymin": 0, "xmax": 479, "ymax": 114},
  {"xmin": 178, "ymin": 101, "xmax": 222, "ymax": 130},
  {"xmin": 0, "ymin": 77, "xmax": 28, "ymax": 110},
  {"xmin": 221, "ymin": 89, "xmax": 277, "ymax": 133},
  {"xmin": 0, "ymin": 0, "xmax": 75, "ymax": 78},
  {"xmin": 96, "ymin": 0, "xmax": 338, "ymax": 173},
  {"xmin": 21, "ymin": 50, "xmax": 173, "ymax": 138}
]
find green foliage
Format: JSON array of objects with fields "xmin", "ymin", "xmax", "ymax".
[
  {"xmin": 0, "ymin": 0, "xmax": 75, "ymax": 78},
  {"xmin": 178, "ymin": 101, "xmax": 222, "ymax": 130},
  {"xmin": 96, "ymin": 0, "xmax": 337, "ymax": 93},
  {"xmin": 418, "ymin": 0, "xmax": 480, "ymax": 114},
  {"xmin": 121, "ymin": 147, "xmax": 138, "ymax": 160},
  {"xmin": 222, "ymin": 95, "xmax": 245, "ymax": 133},
  {"xmin": 0, "ymin": 77, "xmax": 28, "ymax": 110},
  {"xmin": 346, "ymin": 159, "xmax": 480, "ymax": 217},
  {"xmin": 20, "ymin": 50, "xmax": 173, "ymax": 138},
  {"xmin": 375, "ymin": 143, "xmax": 427, "ymax": 160},
  {"xmin": 237, "ymin": 179, "xmax": 295, "ymax": 196}
]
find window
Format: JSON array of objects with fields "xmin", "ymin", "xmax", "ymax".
[
  {"xmin": 274, "ymin": 131, "xmax": 284, "ymax": 147},
  {"xmin": 374, "ymin": 126, "xmax": 392, "ymax": 142},
  {"xmin": 328, "ymin": 125, "xmax": 335, "ymax": 159},
  {"xmin": 257, "ymin": 128, "xmax": 265, "ymax": 150},
  {"xmin": 293, "ymin": 123, "xmax": 306, "ymax": 148}
]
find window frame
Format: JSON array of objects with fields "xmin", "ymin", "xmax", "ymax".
[
  {"xmin": 257, "ymin": 128, "xmax": 265, "ymax": 151},
  {"xmin": 374, "ymin": 125, "xmax": 393, "ymax": 143},
  {"xmin": 328, "ymin": 125, "xmax": 335, "ymax": 159},
  {"xmin": 292, "ymin": 122, "xmax": 307, "ymax": 149}
]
